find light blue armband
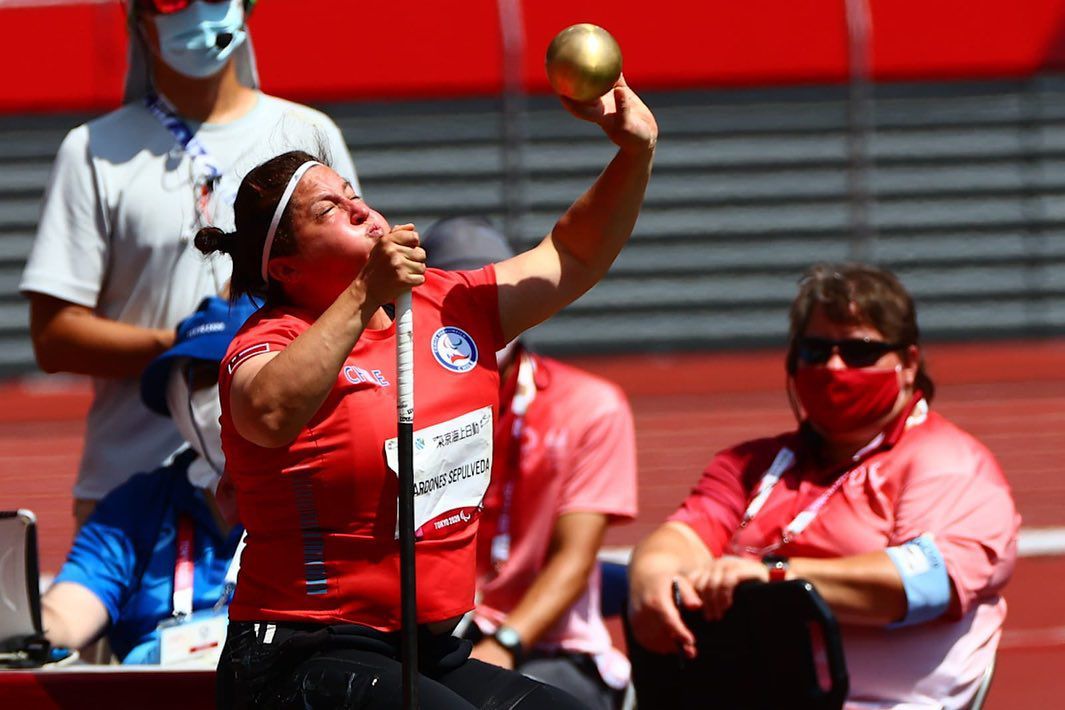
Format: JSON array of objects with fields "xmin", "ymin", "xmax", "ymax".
[{"xmin": 885, "ymin": 533, "xmax": 951, "ymax": 627}]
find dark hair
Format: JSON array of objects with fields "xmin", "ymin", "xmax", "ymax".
[
  {"xmin": 195, "ymin": 150, "xmax": 325, "ymax": 303},
  {"xmin": 786, "ymin": 262, "xmax": 935, "ymax": 401}
]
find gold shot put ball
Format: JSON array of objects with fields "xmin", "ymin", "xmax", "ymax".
[{"xmin": 545, "ymin": 23, "xmax": 623, "ymax": 102}]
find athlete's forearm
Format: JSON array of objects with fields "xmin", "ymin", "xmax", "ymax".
[
  {"xmin": 548, "ymin": 82, "xmax": 658, "ymax": 292},
  {"xmin": 496, "ymin": 147, "xmax": 654, "ymax": 344},
  {"xmin": 234, "ymin": 282, "xmax": 378, "ymax": 448},
  {"xmin": 550, "ymin": 143, "xmax": 654, "ymax": 282}
]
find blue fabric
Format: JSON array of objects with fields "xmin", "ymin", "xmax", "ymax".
[
  {"xmin": 53, "ymin": 448, "xmax": 242, "ymax": 663},
  {"xmin": 140, "ymin": 294, "xmax": 259, "ymax": 415},
  {"xmin": 885, "ymin": 534, "xmax": 951, "ymax": 627}
]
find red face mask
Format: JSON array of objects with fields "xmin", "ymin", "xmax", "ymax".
[{"xmin": 793, "ymin": 365, "xmax": 900, "ymax": 436}]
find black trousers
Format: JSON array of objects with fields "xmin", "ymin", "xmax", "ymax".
[{"xmin": 216, "ymin": 620, "xmax": 586, "ymax": 709}]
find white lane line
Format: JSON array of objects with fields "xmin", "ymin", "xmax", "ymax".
[
  {"xmin": 1000, "ymin": 626, "xmax": 1065, "ymax": 650},
  {"xmin": 1017, "ymin": 527, "xmax": 1065, "ymax": 557},
  {"xmin": 600, "ymin": 527, "xmax": 1065, "ymax": 564}
]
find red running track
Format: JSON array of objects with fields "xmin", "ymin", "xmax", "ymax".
[{"xmin": 2, "ymin": 339, "xmax": 1064, "ymax": 707}]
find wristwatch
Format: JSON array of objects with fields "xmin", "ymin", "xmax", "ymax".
[
  {"xmin": 762, "ymin": 555, "xmax": 790, "ymax": 582},
  {"xmin": 493, "ymin": 625, "xmax": 525, "ymax": 666}
]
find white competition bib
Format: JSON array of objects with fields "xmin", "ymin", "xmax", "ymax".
[
  {"xmin": 385, "ymin": 406, "xmax": 494, "ymax": 539},
  {"xmin": 157, "ymin": 610, "xmax": 229, "ymax": 667}
]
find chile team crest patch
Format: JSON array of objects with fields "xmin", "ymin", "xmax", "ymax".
[{"xmin": 431, "ymin": 327, "xmax": 478, "ymax": 373}]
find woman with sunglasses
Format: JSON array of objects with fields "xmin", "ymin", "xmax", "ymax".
[
  {"xmin": 628, "ymin": 263, "xmax": 1018, "ymax": 709},
  {"xmin": 20, "ymin": 0, "xmax": 358, "ymax": 525}
]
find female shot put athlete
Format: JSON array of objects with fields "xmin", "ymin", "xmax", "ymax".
[{"xmin": 197, "ymin": 78, "xmax": 657, "ymax": 708}]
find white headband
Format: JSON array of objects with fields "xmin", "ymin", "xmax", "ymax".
[{"xmin": 260, "ymin": 161, "xmax": 322, "ymax": 283}]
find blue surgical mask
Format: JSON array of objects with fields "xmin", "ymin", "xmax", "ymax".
[{"xmin": 154, "ymin": 0, "xmax": 247, "ymax": 79}]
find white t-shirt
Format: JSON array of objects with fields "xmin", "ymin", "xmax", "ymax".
[{"xmin": 20, "ymin": 93, "xmax": 359, "ymax": 499}]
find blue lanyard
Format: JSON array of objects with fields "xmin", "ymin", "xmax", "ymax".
[
  {"xmin": 144, "ymin": 93, "xmax": 222, "ymax": 224},
  {"xmin": 145, "ymin": 93, "xmax": 222, "ymax": 181}
]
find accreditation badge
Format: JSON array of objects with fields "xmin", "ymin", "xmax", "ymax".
[
  {"xmin": 156, "ymin": 609, "xmax": 229, "ymax": 667},
  {"xmin": 385, "ymin": 406, "xmax": 494, "ymax": 540}
]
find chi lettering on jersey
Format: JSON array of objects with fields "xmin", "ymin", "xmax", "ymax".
[{"xmin": 343, "ymin": 365, "xmax": 391, "ymax": 387}]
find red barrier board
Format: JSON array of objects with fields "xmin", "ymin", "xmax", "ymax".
[{"xmin": 1, "ymin": 1, "xmax": 1064, "ymax": 113}]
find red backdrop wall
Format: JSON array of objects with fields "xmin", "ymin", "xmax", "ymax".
[{"xmin": 2, "ymin": 0, "xmax": 1065, "ymax": 113}]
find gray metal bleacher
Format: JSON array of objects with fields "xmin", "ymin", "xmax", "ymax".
[{"xmin": 1, "ymin": 78, "xmax": 1063, "ymax": 374}]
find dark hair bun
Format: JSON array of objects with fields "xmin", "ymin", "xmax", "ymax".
[{"xmin": 194, "ymin": 226, "xmax": 229, "ymax": 256}]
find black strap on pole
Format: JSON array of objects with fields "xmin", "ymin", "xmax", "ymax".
[{"xmin": 396, "ymin": 291, "xmax": 418, "ymax": 709}]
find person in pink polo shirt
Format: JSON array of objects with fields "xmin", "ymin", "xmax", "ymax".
[
  {"xmin": 423, "ymin": 218, "xmax": 638, "ymax": 710},
  {"xmin": 628, "ymin": 263, "xmax": 1019, "ymax": 709}
]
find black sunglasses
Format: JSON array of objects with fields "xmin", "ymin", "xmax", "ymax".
[{"xmin": 795, "ymin": 337, "xmax": 905, "ymax": 368}]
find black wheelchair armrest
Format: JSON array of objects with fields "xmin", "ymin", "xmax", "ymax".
[{"xmin": 627, "ymin": 578, "xmax": 849, "ymax": 710}]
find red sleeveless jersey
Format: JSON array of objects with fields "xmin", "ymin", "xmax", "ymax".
[{"xmin": 219, "ymin": 268, "xmax": 505, "ymax": 629}]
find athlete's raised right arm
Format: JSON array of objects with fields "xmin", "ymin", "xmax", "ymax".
[{"xmin": 492, "ymin": 78, "xmax": 657, "ymax": 343}]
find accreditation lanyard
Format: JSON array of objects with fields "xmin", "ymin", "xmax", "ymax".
[
  {"xmin": 740, "ymin": 432, "xmax": 884, "ymax": 544},
  {"xmin": 144, "ymin": 93, "xmax": 222, "ymax": 226},
  {"xmin": 172, "ymin": 515, "xmax": 196, "ymax": 618},
  {"xmin": 490, "ymin": 352, "xmax": 537, "ymax": 569}
]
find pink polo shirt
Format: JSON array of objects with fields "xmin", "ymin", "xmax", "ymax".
[
  {"xmin": 670, "ymin": 398, "xmax": 1019, "ymax": 709},
  {"xmin": 474, "ymin": 352, "xmax": 638, "ymax": 686}
]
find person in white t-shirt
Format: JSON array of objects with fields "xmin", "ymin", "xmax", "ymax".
[{"xmin": 20, "ymin": 0, "xmax": 358, "ymax": 524}]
